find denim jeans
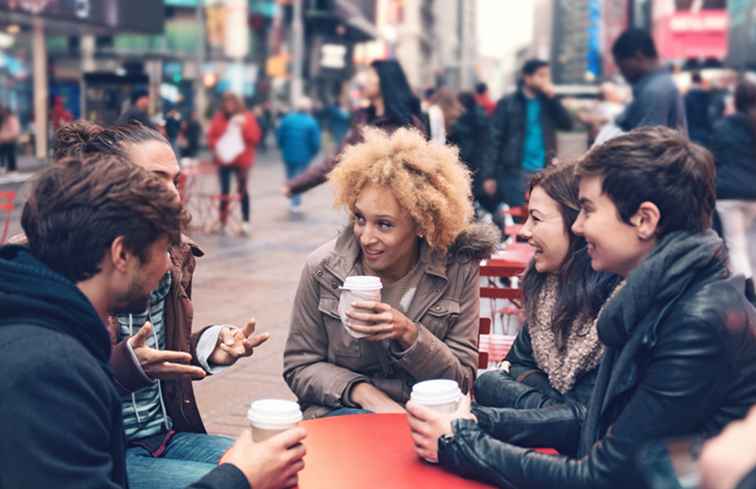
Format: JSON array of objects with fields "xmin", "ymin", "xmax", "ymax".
[
  {"xmin": 126, "ymin": 432, "xmax": 234, "ymax": 489},
  {"xmin": 218, "ymin": 165, "xmax": 250, "ymax": 222},
  {"xmin": 284, "ymin": 160, "xmax": 310, "ymax": 208},
  {"xmin": 327, "ymin": 407, "xmax": 371, "ymax": 417}
]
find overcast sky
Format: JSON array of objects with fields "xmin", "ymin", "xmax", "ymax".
[{"xmin": 477, "ymin": 0, "xmax": 535, "ymax": 58}]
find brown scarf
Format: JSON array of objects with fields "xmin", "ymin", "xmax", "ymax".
[{"xmin": 529, "ymin": 275, "xmax": 624, "ymax": 394}]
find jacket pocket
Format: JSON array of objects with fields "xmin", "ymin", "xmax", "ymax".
[
  {"xmin": 422, "ymin": 299, "xmax": 461, "ymax": 338},
  {"xmin": 319, "ymin": 297, "xmax": 362, "ymax": 363}
]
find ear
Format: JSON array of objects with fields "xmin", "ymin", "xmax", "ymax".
[
  {"xmin": 109, "ymin": 236, "xmax": 132, "ymax": 273},
  {"xmin": 630, "ymin": 202, "xmax": 661, "ymax": 241}
]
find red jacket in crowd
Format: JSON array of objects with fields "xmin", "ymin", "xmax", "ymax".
[{"xmin": 206, "ymin": 111, "xmax": 261, "ymax": 169}]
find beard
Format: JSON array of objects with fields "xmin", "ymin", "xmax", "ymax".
[{"xmin": 111, "ymin": 276, "xmax": 151, "ymax": 316}]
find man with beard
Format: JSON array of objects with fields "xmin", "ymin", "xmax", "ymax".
[{"xmin": 0, "ymin": 157, "xmax": 306, "ymax": 489}]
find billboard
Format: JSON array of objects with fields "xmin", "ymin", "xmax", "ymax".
[{"xmin": 0, "ymin": 0, "xmax": 164, "ymax": 34}]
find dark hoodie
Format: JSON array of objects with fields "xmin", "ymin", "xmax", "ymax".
[{"xmin": 0, "ymin": 245, "xmax": 247, "ymax": 489}]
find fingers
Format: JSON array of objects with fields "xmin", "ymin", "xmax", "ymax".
[
  {"xmin": 129, "ymin": 321, "xmax": 154, "ymax": 348},
  {"xmin": 142, "ymin": 349, "xmax": 193, "ymax": 365},
  {"xmin": 147, "ymin": 362, "xmax": 207, "ymax": 380},
  {"xmin": 347, "ymin": 322, "xmax": 394, "ymax": 336},
  {"xmin": 219, "ymin": 326, "xmax": 236, "ymax": 347},
  {"xmin": 270, "ymin": 427, "xmax": 307, "ymax": 449},
  {"xmin": 244, "ymin": 333, "xmax": 270, "ymax": 350},
  {"xmin": 346, "ymin": 309, "xmax": 392, "ymax": 324},
  {"xmin": 350, "ymin": 300, "xmax": 390, "ymax": 312},
  {"xmin": 241, "ymin": 318, "xmax": 256, "ymax": 338},
  {"xmin": 406, "ymin": 400, "xmax": 433, "ymax": 422}
]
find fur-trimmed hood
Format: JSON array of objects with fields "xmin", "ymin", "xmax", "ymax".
[{"xmin": 448, "ymin": 223, "xmax": 500, "ymax": 262}]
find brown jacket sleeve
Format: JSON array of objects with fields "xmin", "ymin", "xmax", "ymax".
[
  {"xmin": 389, "ymin": 263, "xmax": 479, "ymax": 394},
  {"xmin": 283, "ymin": 259, "xmax": 369, "ymax": 409}
]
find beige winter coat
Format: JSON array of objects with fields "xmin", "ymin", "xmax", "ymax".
[{"xmin": 283, "ymin": 225, "xmax": 498, "ymax": 418}]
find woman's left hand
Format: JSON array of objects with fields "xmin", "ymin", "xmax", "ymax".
[
  {"xmin": 406, "ymin": 395, "xmax": 476, "ymax": 463},
  {"xmin": 346, "ymin": 301, "xmax": 418, "ymax": 349}
]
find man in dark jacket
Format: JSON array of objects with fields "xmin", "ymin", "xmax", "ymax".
[
  {"xmin": 118, "ymin": 89, "xmax": 155, "ymax": 129},
  {"xmin": 486, "ymin": 59, "xmax": 572, "ymax": 207},
  {"xmin": 612, "ymin": 29, "xmax": 688, "ymax": 134},
  {"xmin": 407, "ymin": 126, "xmax": 756, "ymax": 489},
  {"xmin": 0, "ymin": 156, "xmax": 306, "ymax": 489}
]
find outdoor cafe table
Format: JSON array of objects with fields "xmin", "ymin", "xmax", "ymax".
[
  {"xmin": 295, "ymin": 413, "xmax": 495, "ymax": 488},
  {"xmin": 480, "ymin": 242, "xmax": 534, "ymax": 277}
]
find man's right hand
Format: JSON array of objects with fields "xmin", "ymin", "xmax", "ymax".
[
  {"xmin": 128, "ymin": 322, "xmax": 206, "ymax": 380},
  {"xmin": 222, "ymin": 428, "xmax": 307, "ymax": 489}
]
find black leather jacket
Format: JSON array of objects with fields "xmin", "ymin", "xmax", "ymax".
[{"xmin": 440, "ymin": 232, "xmax": 756, "ymax": 489}]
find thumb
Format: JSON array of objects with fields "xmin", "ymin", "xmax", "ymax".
[
  {"xmin": 130, "ymin": 322, "xmax": 153, "ymax": 348},
  {"xmin": 241, "ymin": 318, "xmax": 256, "ymax": 338}
]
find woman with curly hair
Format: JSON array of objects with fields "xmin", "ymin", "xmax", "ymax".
[{"xmin": 283, "ymin": 127, "xmax": 498, "ymax": 418}]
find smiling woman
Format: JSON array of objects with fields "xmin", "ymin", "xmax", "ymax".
[{"xmin": 283, "ymin": 127, "xmax": 499, "ymax": 419}]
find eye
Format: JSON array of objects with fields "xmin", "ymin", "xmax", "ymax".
[
  {"xmin": 378, "ymin": 220, "xmax": 393, "ymax": 230},
  {"xmin": 354, "ymin": 213, "xmax": 366, "ymax": 225}
]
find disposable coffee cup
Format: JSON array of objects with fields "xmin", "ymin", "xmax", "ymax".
[
  {"xmin": 410, "ymin": 379, "xmax": 463, "ymax": 414},
  {"xmin": 338, "ymin": 276, "xmax": 383, "ymax": 339},
  {"xmin": 247, "ymin": 399, "xmax": 303, "ymax": 442}
]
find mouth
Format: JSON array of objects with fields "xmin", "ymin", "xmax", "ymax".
[
  {"xmin": 362, "ymin": 248, "xmax": 384, "ymax": 261},
  {"xmin": 529, "ymin": 241, "xmax": 544, "ymax": 257},
  {"xmin": 586, "ymin": 242, "xmax": 595, "ymax": 256}
]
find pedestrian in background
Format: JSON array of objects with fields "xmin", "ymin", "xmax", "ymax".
[
  {"xmin": 475, "ymin": 82, "xmax": 496, "ymax": 117},
  {"xmin": 685, "ymin": 71, "xmax": 715, "ymax": 147},
  {"xmin": 118, "ymin": 89, "xmax": 155, "ymax": 129},
  {"xmin": 611, "ymin": 29, "xmax": 687, "ymax": 134},
  {"xmin": 179, "ymin": 111, "xmax": 201, "ymax": 164},
  {"xmin": 486, "ymin": 58, "xmax": 573, "ymax": 207},
  {"xmin": 283, "ymin": 59, "xmax": 427, "ymax": 197},
  {"xmin": 326, "ymin": 99, "xmax": 351, "ymax": 149},
  {"xmin": 0, "ymin": 105, "xmax": 20, "ymax": 174},
  {"xmin": 710, "ymin": 77, "xmax": 756, "ymax": 295},
  {"xmin": 276, "ymin": 97, "xmax": 321, "ymax": 215},
  {"xmin": 164, "ymin": 109, "xmax": 182, "ymax": 155},
  {"xmin": 207, "ymin": 92, "xmax": 261, "ymax": 236},
  {"xmin": 448, "ymin": 92, "xmax": 498, "ymax": 219}
]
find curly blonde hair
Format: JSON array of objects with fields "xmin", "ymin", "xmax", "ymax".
[{"xmin": 329, "ymin": 127, "xmax": 473, "ymax": 251}]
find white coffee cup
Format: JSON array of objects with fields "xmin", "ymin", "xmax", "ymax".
[
  {"xmin": 247, "ymin": 399, "xmax": 303, "ymax": 442},
  {"xmin": 338, "ymin": 276, "xmax": 383, "ymax": 339},
  {"xmin": 410, "ymin": 379, "xmax": 463, "ymax": 414}
]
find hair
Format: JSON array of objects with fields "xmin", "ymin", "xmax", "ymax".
[
  {"xmin": 21, "ymin": 155, "xmax": 185, "ymax": 283},
  {"xmin": 475, "ymin": 82, "xmax": 488, "ymax": 95},
  {"xmin": 131, "ymin": 89, "xmax": 149, "ymax": 104},
  {"xmin": 611, "ymin": 29, "xmax": 658, "ymax": 60},
  {"xmin": 458, "ymin": 91, "xmax": 477, "ymax": 112},
  {"xmin": 329, "ymin": 127, "xmax": 473, "ymax": 251},
  {"xmin": 430, "ymin": 88, "xmax": 463, "ymax": 130},
  {"xmin": 521, "ymin": 163, "xmax": 620, "ymax": 348},
  {"xmin": 52, "ymin": 121, "xmax": 169, "ymax": 162},
  {"xmin": 577, "ymin": 126, "xmax": 716, "ymax": 236},
  {"xmin": 370, "ymin": 59, "xmax": 423, "ymax": 127},
  {"xmin": 222, "ymin": 92, "xmax": 245, "ymax": 115},
  {"xmin": 691, "ymin": 71, "xmax": 703, "ymax": 84},
  {"xmin": 522, "ymin": 59, "xmax": 549, "ymax": 77}
]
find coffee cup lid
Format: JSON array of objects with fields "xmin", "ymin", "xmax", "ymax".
[
  {"xmin": 341, "ymin": 275, "xmax": 382, "ymax": 291},
  {"xmin": 410, "ymin": 379, "xmax": 463, "ymax": 406},
  {"xmin": 247, "ymin": 399, "xmax": 303, "ymax": 429}
]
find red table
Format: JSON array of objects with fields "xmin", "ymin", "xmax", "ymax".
[
  {"xmin": 480, "ymin": 242, "xmax": 534, "ymax": 277},
  {"xmin": 296, "ymin": 413, "xmax": 495, "ymax": 488}
]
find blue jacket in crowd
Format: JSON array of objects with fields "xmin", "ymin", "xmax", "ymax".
[{"xmin": 277, "ymin": 111, "xmax": 321, "ymax": 165}]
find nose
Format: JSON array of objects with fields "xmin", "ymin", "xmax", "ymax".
[
  {"xmin": 519, "ymin": 216, "xmax": 533, "ymax": 241},
  {"xmin": 359, "ymin": 224, "xmax": 377, "ymax": 247},
  {"xmin": 572, "ymin": 212, "xmax": 585, "ymax": 236}
]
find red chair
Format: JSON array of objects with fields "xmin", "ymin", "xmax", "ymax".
[
  {"xmin": 478, "ymin": 317, "xmax": 491, "ymax": 370},
  {"xmin": 0, "ymin": 191, "xmax": 16, "ymax": 244}
]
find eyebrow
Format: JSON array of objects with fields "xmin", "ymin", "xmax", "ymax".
[
  {"xmin": 353, "ymin": 205, "xmax": 395, "ymax": 220},
  {"xmin": 578, "ymin": 197, "xmax": 593, "ymax": 207}
]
